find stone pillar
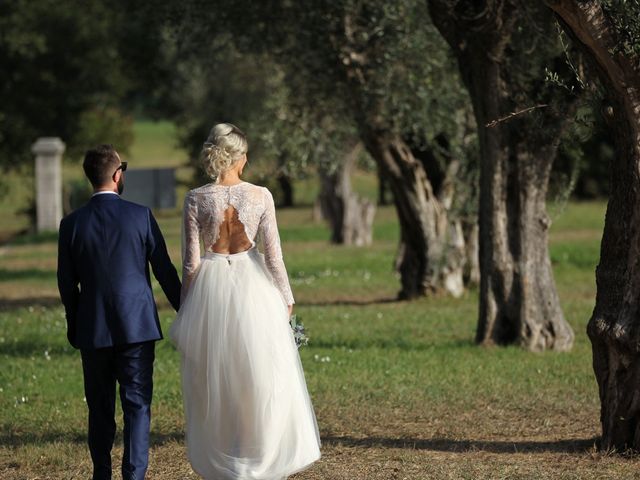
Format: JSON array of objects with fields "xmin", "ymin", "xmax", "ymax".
[{"xmin": 32, "ymin": 137, "xmax": 65, "ymax": 232}]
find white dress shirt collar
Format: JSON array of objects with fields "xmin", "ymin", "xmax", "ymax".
[{"xmin": 92, "ymin": 191, "xmax": 119, "ymax": 197}]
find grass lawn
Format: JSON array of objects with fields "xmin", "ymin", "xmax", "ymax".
[{"xmin": 1, "ymin": 122, "xmax": 636, "ymax": 479}]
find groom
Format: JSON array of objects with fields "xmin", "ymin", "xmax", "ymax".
[{"xmin": 57, "ymin": 145, "xmax": 181, "ymax": 480}]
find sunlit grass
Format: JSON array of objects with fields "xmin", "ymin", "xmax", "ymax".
[
  {"xmin": 128, "ymin": 121, "xmax": 188, "ymax": 169},
  {"xmin": 0, "ymin": 195, "xmax": 629, "ymax": 479}
]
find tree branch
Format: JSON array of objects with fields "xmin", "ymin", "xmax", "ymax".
[{"xmin": 485, "ymin": 104, "xmax": 549, "ymax": 128}]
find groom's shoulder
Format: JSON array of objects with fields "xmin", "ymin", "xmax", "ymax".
[
  {"xmin": 118, "ymin": 198, "xmax": 150, "ymax": 213},
  {"xmin": 60, "ymin": 199, "xmax": 151, "ymax": 232},
  {"xmin": 60, "ymin": 201, "xmax": 91, "ymax": 226},
  {"xmin": 117, "ymin": 199, "xmax": 155, "ymax": 225}
]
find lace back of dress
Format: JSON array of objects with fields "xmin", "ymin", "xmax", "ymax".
[
  {"xmin": 211, "ymin": 206, "xmax": 253, "ymax": 254},
  {"xmin": 182, "ymin": 182, "xmax": 295, "ymax": 306}
]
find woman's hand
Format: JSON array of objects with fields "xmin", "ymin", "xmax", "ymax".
[{"xmin": 288, "ymin": 304, "xmax": 293, "ymax": 317}]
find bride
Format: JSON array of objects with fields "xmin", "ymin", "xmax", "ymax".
[{"xmin": 170, "ymin": 123, "xmax": 321, "ymax": 479}]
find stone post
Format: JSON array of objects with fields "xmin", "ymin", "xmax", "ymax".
[{"xmin": 32, "ymin": 137, "xmax": 65, "ymax": 232}]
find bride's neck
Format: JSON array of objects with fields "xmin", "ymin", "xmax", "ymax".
[{"xmin": 217, "ymin": 171, "xmax": 242, "ymax": 186}]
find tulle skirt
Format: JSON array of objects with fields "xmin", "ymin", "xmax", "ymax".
[{"xmin": 169, "ymin": 247, "xmax": 321, "ymax": 480}]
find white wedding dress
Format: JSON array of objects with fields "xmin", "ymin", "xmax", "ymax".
[{"xmin": 169, "ymin": 182, "xmax": 320, "ymax": 480}]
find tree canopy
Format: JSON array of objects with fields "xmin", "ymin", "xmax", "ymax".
[{"xmin": 0, "ymin": 0, "xmax": 178, "ymax": 172}]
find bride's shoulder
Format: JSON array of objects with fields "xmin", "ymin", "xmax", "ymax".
[
  {"xmin": 184, "ymin": 182, "xmax": 271, "ymax": 202},
  {"xmin": 185, "ymin": 183, "xmax": 216, "ymax": 197},
  {"xmin": 241, "ymin": 182, "xmax": 271, "ymax": 196}
]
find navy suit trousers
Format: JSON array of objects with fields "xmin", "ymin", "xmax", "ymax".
[{"xmin": 81, "ymin": 342, "xmax": 155, "ymax": 480}]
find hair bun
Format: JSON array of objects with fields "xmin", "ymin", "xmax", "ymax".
[
  {"xmin": 202, "ymin": 143, "xmax": 233, "ymax": 173},
  {"xmin": 211, "ymin": 124, "xmax": 234, "ymax": 138},
  {"xmin": 201, "ymin": 123, "xmax": 249, "ymax": 180}
]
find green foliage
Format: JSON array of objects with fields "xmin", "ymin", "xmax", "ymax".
[
  {"xmin": 71, "ymin": 107, "xmax": 134, "ymax": 161},
  {"xmin": 63, "ymin": 178, "xmax": 93, "ymax": 214},
  {"xmin": 263, "ymin": 1, "xmax": 470, "ymax": 143},
  {"xmin": 547, "ymin": 0, "xmax": 640, "ymax": 200},
  {"xmin": 602, "ymin": 0, "xmax": 640, "ymax": 57},
  {"xmin": 259, "ymin": 0, "xmax": 482, "ymax": 220},
  {"xmin": 503, "ymin": 5, "xmax": 585, "ymax": 141},
  {"xmin": 0, "ymin": 0, "xmax": 178, "ymax": 177},
  {"xmin": 157, "ymin": 19, "xmax": 356, "ymax": 185},
  {"xmin": 158, "ymin": 0, "xmax": 475, "ymax": 191},
  {"xmin": 0, "ymin": 0, "xmax": 131, "ymax": 170},
  {"xmin": 552, "ymin": 105, "xmax": 614, "ymax": 200}
]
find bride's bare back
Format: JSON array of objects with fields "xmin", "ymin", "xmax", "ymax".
[
  {"xmin": 211, "ymin": 206, "xmax": 253, "ymax": 254},
  {"xmin": 181, "ymin": 182, "xmax": 294, "ymax": 305}
]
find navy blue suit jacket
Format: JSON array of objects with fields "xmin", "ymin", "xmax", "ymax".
[{"xmin": 57, "ymin": 193, "xmax": 181, "ymax": 350}]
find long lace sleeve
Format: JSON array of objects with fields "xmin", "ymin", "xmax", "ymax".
[
  {"xmin": 181, "ymin": 192, "xmax": 201, "ymax": 303},
  {"xmin": 259, "ymin": 187, "xmax": 295, "ymax": 305}
]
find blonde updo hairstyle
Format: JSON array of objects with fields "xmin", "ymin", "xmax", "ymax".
[{"xmin": 201, "ymin": 123, "xmax": 248, "ymax": 180}]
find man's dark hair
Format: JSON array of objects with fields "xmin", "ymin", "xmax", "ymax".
[{"xmin": 83, "ymin": 144, "xmax": 120, "ymax": 187}]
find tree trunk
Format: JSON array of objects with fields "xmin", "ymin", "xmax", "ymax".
[
  {"xmin": 474, "ymin": 142, "xmax": 573, "ymax": 350},
  {"xmin": 318, "ymin": 141, "xmax": 376, "ymax": 246},
  {"xmin": 337, "ymin": 8, "xmax": 465, "ymax": 298},
  {"xmin": 277, "ymin": 172, "xmax": 294, "ymax": 207},
  {"xmin": 412, "ymin": 133, "xmax": 480, "ymax": 288},
  {"xmin": 547, "ymin": 0, "xmax": 640, "ymax": 450},
  {"xmin": 376, "ymin": 163, "xmax": 391, "ymax": 206},
  {"xmin": 428, "ymin": 0, "xmax": 574, "ymax": 350},
  {"xmin": 362, "ymin": 130, "xmax": 465, "ymax": 298},
  {"xmin": 462, "ymin": 220, "xmax": 480, "ymax": 286},
  {"xmin": 318, "ymin": 171, "xmax": 344, "ymax": 242}
]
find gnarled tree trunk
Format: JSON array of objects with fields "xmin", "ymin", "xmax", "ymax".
[
  {"xmin": 318, "ymin": 141, "xmax": 376, "ymax": 246},
  {"xmin": 362, "ymin": 129, "xmax": 465, "ymax": 298},
  {"xmin": 337, "ymin": 11, "xmax": 466, "ymax": 299},
  {"xmin": 411, "ymin": 132, "xmax": 480, "ymax": 288},
  {"xmin": 428, "ymin": 0, "xmax": 575, "ymax": 351},
  {"xmin": 547, "ymin": 0, "xmax": 640, "ymax": 450}
]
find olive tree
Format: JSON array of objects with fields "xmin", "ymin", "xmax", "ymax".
[
  {"xmin": 427, "ymin": 0, "xmax": 577, "ymax": 350},
  {"xmin": 165, "ymin": 0, "xmax": 477, "ymax": 281},
  {"xmin": 256, "ymin": 0, "xmax": 477, "ymax": 297},
  {"xmin": 546, "ymin": 0, "xmax": 640, "ymax": 450}
]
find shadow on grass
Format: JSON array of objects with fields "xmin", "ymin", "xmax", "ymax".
[
  {"xmin": 323, "ymin": 435, "xmax": 599, "ymax": 454},
  {"xmin": 0, "ymin": 431, "xmax": 87, "ymax": 447},
  {"xmin": 310, "ymin": 338, "xmax": 475, "ymax": 351},
  {"xmin": 0, "ymin": 268, "xmax": 56, "ymax": 282},
  {"xmin": 0, "ymin": 430, "xmax": 184, "ymax": 447},
  {"xmin": 0, "ymin": 338, "xmax": 75, "ymax": 357},
  {"xmin": 0, "ymin": 294, "xmax": 175, "ymax": 312},
  {"xmin": 2, "ymin": 230, "xmax": 58, "ymax": 246},
  {"xmin": 2, "ymin": 430, "xmax": 599, "ymax": 456},
  {"xmin": 299, "ymin": 297, "xmax": 399, "ymax": 307},
  {"xmin": 0, "ymin": 297, "xmax": 61, "ymax": 311}
]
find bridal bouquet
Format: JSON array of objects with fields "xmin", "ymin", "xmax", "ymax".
[{"xmin": 289, "ymin": 314, "xmax": 308, "ymax": 348}]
